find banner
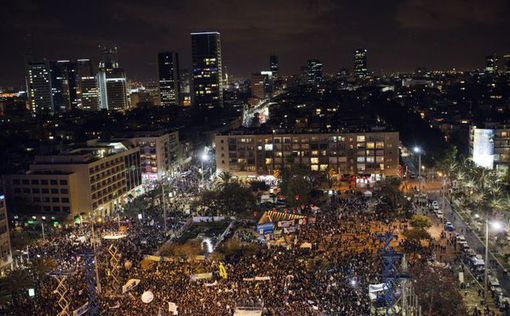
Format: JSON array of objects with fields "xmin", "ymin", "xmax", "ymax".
[
  {"xmin": 122, "ymin": 279, "xmax": 141, "ymax": 294},
  {"xmin": 368, "ymin": 283, "xmax": 387, "ymax": 300},
  {"xmin": 219, "ymin": 263, "xmax": 228, "ymax": 280},
  {"xmin": 277, "ymin": 220, "xmax": 295, "ymax": 228},
  {"xmin": 168, "ymin": 302, "xmax": 178, "ymax": 315},
  {"xmin": 257, "ymin": 223, "xmax": 274, "ymax": 235},
  {"xmin": 243, "ymin": 276, "xmax": 271, "ymax": 282},
  {"xmin": 300, "ymin": 242, "xmax": 312, "ymax": 249},
  {"xmin": 190, "ymin": 273, "xmax": 213, "ymax": 281}
]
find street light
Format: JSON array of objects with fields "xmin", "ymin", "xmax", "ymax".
[
  {"xmin": 200, "ymin": 150, "xmax": 209, "ymax": 186},
  {"xmin": 484, "ymin": 219, "xmax": 505, "ymax": 308},
  {"xmin": 413, "ymin": 146, "xmax": 422, "ymax": 179}
]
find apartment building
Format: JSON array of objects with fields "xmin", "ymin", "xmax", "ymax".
[
  {"xmin": 470, "ymin": 124, "xmax": 510, "ymax": 170},
  {"xmin": 2, "ymin": 140, "xmax": 142, "ymax": 219},
  {"xmin": 215, "ymin": 130, "xmax": 400, "ymax": 179},
  {"xmin": 0, "ymin": 193, "xmax": 12, "ymax": 270},
  {"xmin": 122, "ymin": 130, "xmax": 180, "ymax": 182}
]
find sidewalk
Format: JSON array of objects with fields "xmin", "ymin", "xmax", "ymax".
[{"xmin": 424, "ymin": 209, "xmax": 500, "ymax": 314}]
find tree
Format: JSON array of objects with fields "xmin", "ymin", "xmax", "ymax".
[
  {"xmin": 410, "ymin": 215, "xmax": 432, "ymax": 230},
  {"xmin": 218, "ymin": 239, "xmax": 259, "ymax": 260},
  {"xmin": 160, "ymin": 240, "xmax": 203, "ymax": 258},
  {"xmin": 197, "ymin": 181, "xmax": 256, "ymax": 215},
  {"xmin": 31, "ymin": 258, "xmax": 57, "ymax": 278},
  {"xmin": 279, "ymin": 164, "xmax": 315, "ymax": 207},
  {"xmin": 411, "ymin": 263, "xmax": 467, "ymax": 316},
  {"xmin": 403, "ymin": 228, "xmax": 431, "ymax": 245},
  {"xmin": 217, "ymin": 171, "xmax": 234, "ymax": 189},
  {"xmin": 250, "ymin": 180, "xmax": 270, "ymax": 192},
  {"xmin": 377, "ymin": 177, "xmax": 404, "ymax": 211}
]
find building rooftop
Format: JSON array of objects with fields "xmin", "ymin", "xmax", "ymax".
[{"xmin": 219, "ymin": 126, "xmax": 394, "ymax": 136}]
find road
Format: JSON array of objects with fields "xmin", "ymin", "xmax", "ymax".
[{"xmin": 435, "ymin": 192, "xmax": 510, "ymax": 300}]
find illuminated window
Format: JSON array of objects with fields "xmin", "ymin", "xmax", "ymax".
[
  {"xmin": 357, "ymin": 136, "xmax": 366, "ymax": 142},
  {"xmin": 311, "ymin": 158, "xmax": 319, "ymax": 164}
]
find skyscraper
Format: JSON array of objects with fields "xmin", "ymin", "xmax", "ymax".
[
  {"xmin": 306, "ymin": 59, "xmax": 323, "ymax": 85},
  {"xmin": 26, "ymin": 60, "xmax": 53, "ymax": 114},
  {"xmin": 485, "ymin": 54, "xmax": 498, "ymax": 74},
  {"xmin": 76, "ymin": 59, "xmax": 99, "ymax": 110},
  {"xmin": 504, "ymin": 54, "xmax": 510, "ymax": 75},
  {"xmin": 191, "ymin": 32, "xmax": 223, "ymax": 110},
  {"xmin": 354, "ymin": 49, "xmax": 368, "ymax": 78},
  {"xmin": 97, "ymin": 47, "xmax": 129, "ymax": 111},
  {"xmin": 158, "ymin": 52, "xmax": 180, "ymax": 106},
  {"xmin": 0, "ymin": 193, "xmax": 12, "ymax": 270},
  {"xmin": 270, "ymin": 55, "xmax": 279, "ymax": 77},
  {"xmin": 251, "ymin": 72, "xmax": 273, "ymax": 100},
  {"xmin": 50, "ymin": 60, "xmax": 78, "ymax": 112}
]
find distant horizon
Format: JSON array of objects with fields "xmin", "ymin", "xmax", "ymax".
[
  {"xmin": 0, "ymin": 49, "xmax": 506, "ymax": 90},
  {"xmin": 1, "ymin": 0, "xmax": 509, "ymax": 87}
]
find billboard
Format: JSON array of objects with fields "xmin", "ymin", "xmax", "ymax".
[{"xmin": 472, "ymin": 128, "xmax": 495, "ymax": 169}]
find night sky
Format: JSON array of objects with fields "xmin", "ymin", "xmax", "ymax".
[{"xmin": 1, "ymin": 0, "xmax": 509, "ymax": 87}]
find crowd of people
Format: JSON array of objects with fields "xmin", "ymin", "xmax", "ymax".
[{"xmin": 2, "ymin": 177, "xmax": 480, "ymax": 316}]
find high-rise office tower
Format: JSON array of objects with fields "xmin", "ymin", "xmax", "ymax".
[
  {"xmin": 0, "ymin": 193, "xmax": 12, "ymax": 270},
  {"xmin": 191, "ymin": 32, "xmax": 223, "ymax": 110},
  {"xmin": 504, "ymin": 54, "xmax": 510, "ymax": 75},
  {"xmin": 97, "ymin": 47, "xmax": 129, "ymax": 111},
  {"xmin": 158, "ymin": 52, "xmax": 180, "ymax": 106},
  {"xmin": 306, "ymin": 59, "xmax": 323, "ymax": 85},
  {"xmin": 76, "ymin": 59, "xmax": 99, "ymax": 110},
  {"xmin": 26, "ymin": 60, "xmax": 53, "ymax": 114},
  {"xmin": 485, "ymin": 54, "xmax": 498, "ymax": 74},
  {"xmin": 353, "ymin": 49, "xmax": 368, "ymax": 78},
  {"xmin": 179, "ymin": 69, "xmax": 192, "ymax": 106},
  {"xmin": 270, "ymin": 55, "xmax": 279, "ymax": 77},
  {"xmin": 251, "ymin": 72, "xmax": 273, "ymax": 99},
  {"xmin": 50, "ymin": 60, "xmax": 78, "ymax": 112}
]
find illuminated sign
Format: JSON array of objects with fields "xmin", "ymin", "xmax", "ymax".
[{"xmin": 472, "ymin": 128, "xmax": 495, "ymax": 169}]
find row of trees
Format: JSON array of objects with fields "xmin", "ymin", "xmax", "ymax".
[
  {"xmin": 442, "ymin": 149, "xmax": 510, "ymax": 223},
  {"xmin": 195, "ymin": 172, "xmax": 256, "ymax": 215}
]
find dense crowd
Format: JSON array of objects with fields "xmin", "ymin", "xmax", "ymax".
[{"xmin": 5, "ymin": 181, "xmax": 482, "ymax": 316}]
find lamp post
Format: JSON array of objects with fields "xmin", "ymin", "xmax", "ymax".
[
  {"xmin": 200, "ymin": 150, "xmax": 209, "ymax": 187},
  {"xmin": 484, "ymin": 219, "xmax": 504, "ymax": 309},
  {"xmin": 413, "ymin": 146, "xmax": 422, "ymax": 179},
  {"xmin": 90, "ymin": 220, "xmax": 101, "ymax": 294},
  {"xmin": 161, "ymin": 177, "xmax": 167, "ymax": 234}
]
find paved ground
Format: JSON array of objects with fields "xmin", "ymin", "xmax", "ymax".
[{"xmin": 419, "ymin": 204, "xmax": 500, "ymax": 314}]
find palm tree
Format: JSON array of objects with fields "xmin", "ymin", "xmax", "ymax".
[{"xmin": 217, "ymin": 171, "xmax": 234, "ymax": 189}]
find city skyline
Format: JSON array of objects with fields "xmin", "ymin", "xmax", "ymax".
[{"xmin": 1, "ymin": 0, "xmax": 510, "ymax": 87}]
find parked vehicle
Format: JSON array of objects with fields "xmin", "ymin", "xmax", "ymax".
[{"xmin": 444, "ymin": 222, "xmax": 455, "ymax": 232}]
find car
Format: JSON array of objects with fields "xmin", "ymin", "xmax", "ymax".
[
  {"xmin": 444, "ymin": 222, "xmax": 455, "ymax": 232},
  {"xmin": 456, "ymin": 234, "xmax": 466, "ymax": 242},
  {"xmin": 436, "ymin": 210, "xmax": 444, "ymax": 219},
  {"xmin": 432, "ymin": 200, "xmax": 439, "ymax": 207},
  {"xmin": 465, "ymin": 248, "xmax": 476, "ymax": 256}
]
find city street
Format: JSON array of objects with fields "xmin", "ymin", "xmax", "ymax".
[{"xmin": 436, "ymin": 192, "xmax": 510, "ymax": 301}]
